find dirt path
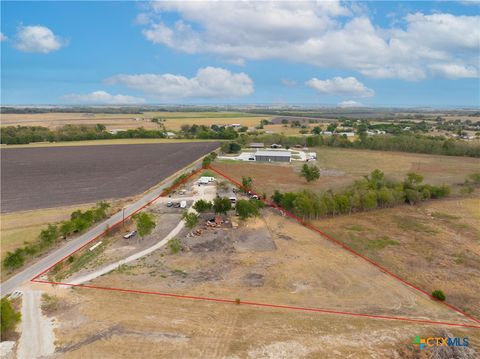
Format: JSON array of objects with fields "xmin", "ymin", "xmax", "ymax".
[{"xmin": 17, "ymin": 290, "xmax": 55, "ymax": 359}]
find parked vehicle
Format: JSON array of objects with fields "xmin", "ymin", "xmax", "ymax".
[
  {"xmin": 180, "ymin": 200, "xmax": 187, "ymax": 209},
  {"xmin": 179, "ymin": 189, "xmax": 187, "ymax": 195},
  {"xmin": 167, "ymin": 201, "xmax": 173, "ymax": 207},
  {"xmin": 174, "ymin": 202, "xmax": 181, "ymax": 208},
  {"xmin": 123, "ymin": 230, "xmax": 137, "ymax": 239}
]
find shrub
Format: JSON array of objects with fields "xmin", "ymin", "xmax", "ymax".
[
  {"xmin": 1, "ymin": 298, "xmax": 21, "ymax": 340},
  {"xmin": 168, "ymin": 238, "xmax": 182, "ymax": 254},
  {"xmin": 182, "ymin": 212, "xmax": 199, "ymax": 230},
  {"xmin": 432, "ymin": 290, "xmax": 446, "ymax": 301},
  {"xmin": 213, "ymin": 197, "xmax": 231, "ymax": 214},
  {"xmin": 236, "ymin": 199, "xmax": 259, "ymax": 220},
  {"xmin": 300, "ymin": 164, "xmax": 320, "ymax": 182}
]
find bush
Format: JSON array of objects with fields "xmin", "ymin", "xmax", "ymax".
[
  {"xmin": 3, "ymin": 249, "xmax": 26, "ymax": 270},
  {"xmin": 168, "ymin": 238, "xmax": 182, "ymax": 254},
  {"xmin": 300, "ymin": 164, "xmax": 320, "ymax": 182},
  {"xmin": 1, "ymin": 298, "xmax": 21, "ymax": 340},
  {"xmin": 182, "ymin": 212, "xmax": 199, "ymax": 230},
  {"xmin": 432, "ymin": 290, "xmax": 446, "ymax": 301}
]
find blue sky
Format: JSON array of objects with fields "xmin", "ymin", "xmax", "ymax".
[{"xmin": 1, "ymin": 1, "xmax": 479, "ymax": 107}]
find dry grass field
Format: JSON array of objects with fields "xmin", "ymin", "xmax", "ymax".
[
  {"xmin": 316, "ymin": 195, "xmax": 480, "ymax": 319},
  {"xmin": 0, "ymin": 204, "xmax": 93, "ymax": 261},
  {"xmin": 39, "ymin": 204, "xmax": 480, "ymax": 358},
  {"xmin": 214, "ymin": 147, "xmax": 480, "ymax": 197}
]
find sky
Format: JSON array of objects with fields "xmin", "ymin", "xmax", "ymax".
[{"xmin": 1, "ymin": 1, "xmax": 479, "ymax": 107}]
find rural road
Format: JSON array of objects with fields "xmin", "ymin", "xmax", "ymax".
[{"xmin": 0, "ymin": 164, "xmax": 203, "ymax": 297}]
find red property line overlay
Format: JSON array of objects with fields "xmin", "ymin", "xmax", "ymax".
[
  {"xmin": 30, "ymin": 165, "xmax": 480, "ymax": 330},
  {"xmin": 207, "ymin": 165, "xmax": 480, "ymax": 326},
  {"xmin": 31, "ymin": 166, "xmax": 204, "ymax": 281}
]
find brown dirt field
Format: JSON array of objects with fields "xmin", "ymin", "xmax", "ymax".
[
  {"xmin": 214, "ymin": 148, "xmax": 480, "ymax": 197},
  {"xmin": 315, "ymin": 195, "xmax": 480, "ymax": 319},
  {"xmin": 1, "ymin": 142, "xmax": 219, "ymax": 212}
]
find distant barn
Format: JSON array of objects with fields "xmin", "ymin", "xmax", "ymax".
[{"xmin": 254, "ymin": 150, "xmax": 291, "ymax": 162}]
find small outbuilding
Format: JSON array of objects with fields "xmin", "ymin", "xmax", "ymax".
[{"xmin": 254, "ymin": 150, "xmax": 291, "ymax": 162}]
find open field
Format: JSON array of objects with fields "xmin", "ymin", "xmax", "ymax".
[
  {"xmin": 1, "ymin": 203, "xmax": 94, "ymax": 261},
  {"xmin": 0, "ymin": 111, "xmax": 269, "ymax": 132},
  {"xmin": 316, "ymin": 195, "xmax": 480, "ymax": 319},
  {"xmin": 38, "ymin": 203, "xmax": 479, "ymax": 357},
  {"xmin": 215, "ymin": 147, "xmax": 480, "ymax": 197},
  {"xmin": 1, "ymin": 142, "xmax": 219, "ymax": 212}
]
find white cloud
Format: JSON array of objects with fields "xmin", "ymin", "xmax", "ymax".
[
  {"xmin": 429, "ymin": 63, "xmax": 478, "ymax": 79},
  {"xmin": 338, "ymin": 100, "xmax": 364, "ymax": 108},
  {"xmin": 306, "ymin": 76, "xmax": 374, "ymax": 98},
  {"xmin": 0, "ymin": 32, "xmax": 7, "ymax": 42},
  {"xmin": 14, "ymin": 25, "xmax": 66, "ymax": 53},
  {"xmin": 139, "ymin": 2, "xmax": 479, "ymax": 81},
  {"xmin": 281, "ymin": 78, "xmax": 297, "ymax": 87},
  {"xmin": 62, "ymin": 91, "xmax": 145, "ymax": 104},
  {"xmin": 105, "ymin": 67, "xmax": 254, "ymax": 99}
]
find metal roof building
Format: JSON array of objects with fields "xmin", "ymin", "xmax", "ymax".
[
  {"xmin": 248, "ymin": 142, "xmax": 265, "ymax": 148},
  {"xmin": 254, "ymin": 150, "xmax": 291, "ymax": 162}
]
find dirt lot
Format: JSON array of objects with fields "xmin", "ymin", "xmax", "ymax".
[
  {"xmin": 41, "ymin": 206, "xmax": 479, "ymax": 357},
  {"xmin": 214, "ymin": 148, "xmax": 480, "ymax": 197},
  {"xmin": 0, "ymin": 142, "xmax": 219, "ymax": 212}
]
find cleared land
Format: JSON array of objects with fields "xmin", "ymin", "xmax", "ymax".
[
  {"xmin": 215, "ymin": 147, "xmax": 480, "ymax": 197},
  {"xmin": 1, "ymin": 142, "xmax": 219, "ymax": 212}
]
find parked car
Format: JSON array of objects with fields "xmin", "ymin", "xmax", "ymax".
[
  {"xmin": 250, "ymin": 194, "xmax": 259, "ymax": 200},
  {"xmin": 179, "ymin": 189, "xmax": 187, "ymax": 195},
  {"xmin": 167, "ymin": 201, "xmax": 173, "ymax": 207},
  {"xmin": 180, "ymin": 200, "xmax": 187, "ymax": 208},
  {"xmin": 123, "ymin": 230, "xmax": 137, "ymax": 239},
  {"xmin": 174, "ymin": 202, "xmax": 181, "ymax": 208}
]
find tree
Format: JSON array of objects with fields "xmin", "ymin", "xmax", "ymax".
[
  {"xmin": 133, "ymin": 212, "xmax": 156, "ymax": 240},
  {"xmin": 406, "ymin": 172, "xmax": 424, "ymax": 187},
  {"xmin": 182, "ymin": 212, "xmax": 199, "ymax": 230},
  {"xmin": 432, "ymin": 290, "xmax": 446, "ymax": 301},
  {"xmin": 1, "ymin": 298, "xmax": 21, "ymax": 340},
  {"xmin": 271, "ymin": 190, "xmax": 283, "ymax": 205},
  {"xmin": 300, "ymin": 164, "xmax": 320, "ymax": 182},
  {"xmin": 311, "ymin": 126, "xmax": 322, "ymax": 135},
  {"xmin": 3, "ymin": 249, "xmax": 26, "ymax": 270},
  {"xmin": 193, "ymin": 199, "xmax": 212, "ymax": 213},
  {"xmin": 39, "ymin": 224, "xmax": 59, "ymax": 246},
  {"xmin": 213, "ymin": 197, "xmax": 231, "ymax": 214},
  {"xmin": 59, "ymin": 221, "xmax": 74, "ymax": 239},
  {"xmin": 236, "ymin": 199, "xmax": 259, "ymax": 220},
  {"xmin": 241, "ymin": 176, "xmax": 253, "ymax": 192}
]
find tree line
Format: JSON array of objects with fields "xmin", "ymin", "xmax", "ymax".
[
  {"xmin": 270, "ymin": 170, "xmax": 451, "ymax": 220},
  {"xmin": 241, "ymin": 132, "xmax": 480, "ymax": 158},
  {"xmin": 3, "ymin": 202, "xmax": 110, "ymax": 271}
]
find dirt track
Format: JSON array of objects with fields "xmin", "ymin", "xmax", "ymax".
[{"xmin": 1, "ymin": 142, "xmax": 219, "ymax": 212}]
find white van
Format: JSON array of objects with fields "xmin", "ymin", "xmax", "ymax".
[{"xmin": 180, "ymin": 200, "xmax": 187, "ymax": 209}]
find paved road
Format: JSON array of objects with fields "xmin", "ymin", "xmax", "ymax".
[{"xmin": 0, "ymin": 164, "xmax": 201, "ymax": 297}]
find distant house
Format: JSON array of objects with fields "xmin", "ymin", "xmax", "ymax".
[
  {"xmin": 338, "ymin": 132, "xmax": 355, "ymax": 137},
  {"xmin": 248, "ymin": 142, "xmax": 264, "ymax": 148},
  {"xmin": 270, "ymin": 143, "xmax": 283, "ymax": 148},
  {"xmin": 255, "ymin": 150, "xmax": 291, "ymax": 162}
]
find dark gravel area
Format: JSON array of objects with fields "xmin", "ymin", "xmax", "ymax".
[{"xmin": 1, "ymin": 142, "xmax": 219, "ymax": 212}]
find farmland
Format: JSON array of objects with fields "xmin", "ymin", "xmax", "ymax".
[
  {"xmin": 0, "ymin": 142, "xmax": 219, "ymax": 212},
  {"xmin": 0, "ymin": 111, "xmax": 269, "ymax": 132}
]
